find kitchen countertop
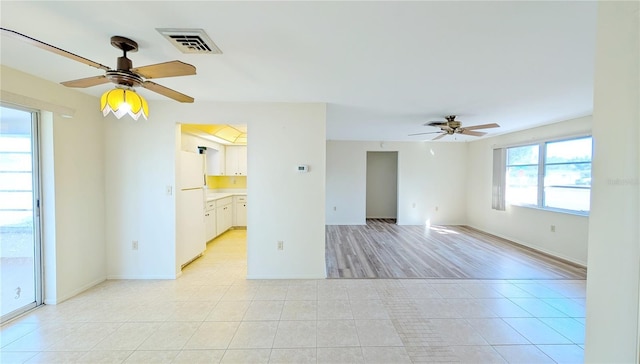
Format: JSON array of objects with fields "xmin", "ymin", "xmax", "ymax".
[{"xmin": 206, "ymin": 192, "xmax": 247, "ymax": 202}]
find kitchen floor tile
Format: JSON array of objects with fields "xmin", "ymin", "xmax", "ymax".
[
  {"xmin": 317, "ymin": 347, "xmax": 364, "ymax": 364},
  {"xmin": 355, "ymin": 320, "xmax": 403, "ymax": 346},
  {"xmin": 493, "ymin": 345, "xmax": 555, "ymax": 363},
  {"xmin": 122, "ymin": 350, "xmax": 178, "ymax": 364},
  {"xmin": 0, "ymin": 351, "xmax": 38, "ymax": 364},
  {"xmin": 425, "ymin": 319, "xmax": 489, "ymax": 346},
  {"xmin": 317, "ymin": 300, "xmax": 353, "ymax": 320},
  {"xmin": 183, "ymin": 321, "xmax": 239, "ymax": 349},
  {"xmin": 137, "ymin": 322, "xmax": 200, "ymax": 350},
  {"xmin": 361, "ymin": 346, "xmax": 411, "ymax": 364},
  {"xmin": 227, "ymin": 321, "xmax": 278, "ymax": 349},
  {"xmin": 317, "ymin": 286, "xmax": 349, "ymax": 300},
  {"xmin": 537, "ymin": 344, "xmax": 584, "ymax": 364},
  {"xmin": 539, "ymin": 317, "xmax": 585, "ymax": 344},
  {"xmin": 503, "ymin": 318, "xmax": 572, "ymax": 345},
  {"xmin": 317, "ymin": 320, "xmax": 360, "ymax": 347},
  {"xmin": 92, "ymin": 322, "xmax": 160, "ymax": 350},
  {"xmin": 242, "ymin": 300, "xmax": 284, "ymax": 321},
  {"xmin": 432, "ymin": 283, "xmax": 474, "ymax": 298},
  {"xmin": 510, "ymin": 298, "xmax": 569, "ymax": 317},
  {"xmin": 206, "ymin": 300, "xmax": 251, "ymax": 321},
  {"xmin": 23, "ymin": 351, "xmax": 87, "ymax": 363},
  {"xmin": 78, "ymin": 350, "xmax": 134, "ymax": 363},
  {"xmin": 465, "ymin": 318, "xmax": 529, "ymax": 345},
  {"xmin": 220, "ymin": 349, "xmax": 270, "ymax": 364},
  {"xmin": 254, "ymin": 285, "xmax": 288, "ymax": 300},
  {"xmin": 269, "ymin": 348, "xmax": 316, "ymax": 363},
  {"xmin": 272, "ymin": 320, "xmax": 316, "ymax": 348},
  {"xmin": 280, "ymin": 300, "xmax": 317, "ymax": 320},
  {"xmin": 285, "ymin": 286, "xmax": 317, "ymax": 300},
  {"xmin": 449, "ymin": 345, "xmax": 507, "ymax": 363},
  {"xmin": 350, "ymin": 299, "xmax": 390, "ymax": 319},
  {"xmin": 172, "ymin": 349, "xmax": 225, "ymax": 364}
]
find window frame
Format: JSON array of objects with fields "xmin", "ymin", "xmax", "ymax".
[{"xmin": 504, "ymin": 135, "xmax": 592, "ymax": 216}]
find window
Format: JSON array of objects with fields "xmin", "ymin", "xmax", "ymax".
[
  {"xmin": 544, "ymin": 138, "xmax": 592, "ymax": 212},
  {"xmin": 503, "ymin": 136, "xmax": 592, "ymax": 214},
  {"xmin": 506, "ymin": 144, "xmax": 539, "ymax": 206}
]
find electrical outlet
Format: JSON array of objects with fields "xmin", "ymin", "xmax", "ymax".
[
  {"xmin": 333, "ymin": 206, "xmax": 337, "ymax": 211},
  {"xmin": 550, "ymin": 225, "xmax": 556, "ymax": 233},
  {"xmin": 277, "ymin": 241, "xmax": 284, "ymax": 251},
  {"xmin": 132, "ymin": 240, "xmax": 139, "ymax": 250}
]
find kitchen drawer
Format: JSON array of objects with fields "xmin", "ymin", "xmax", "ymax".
[
  {"xmin": 216, "ymin": 196, "xmax": 233, "ymax": 207},
  {"xmin": 205, "ymin": 201, "xmax": 216, "ymax": 211},
  {"xmin": 235, "ymin": 195, "xmax": 247, "ymax": 203}
]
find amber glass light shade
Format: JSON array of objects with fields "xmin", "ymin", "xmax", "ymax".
[{"xmin": 100, "ymin": 88, "xmax": 149, "ymax": 120}]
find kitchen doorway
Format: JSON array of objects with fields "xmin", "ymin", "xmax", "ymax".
[
  {"xmin": 366, "ymin": 151, "xmax": 398, "ymax": 222},
  {"xmin": 0, "ymin": 105, "xmax": 43, "ymax": 323}
]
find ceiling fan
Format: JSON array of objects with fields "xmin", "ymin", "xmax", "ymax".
[
  {"xmin": 1, "ymin": 28, "xmax": 196, "ymax": 103},
  {"xmin": 409, "ymin": 115, "xmax": 500, "ymax": 140}
]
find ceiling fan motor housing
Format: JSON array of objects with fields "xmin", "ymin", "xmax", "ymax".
[
  {"xmin": 107, "ymin": 35, "xmax": 144, "ymax": 87},
  {"xmin": 106, "ymin": 69, "xmax": 143, "ymax": 88}
]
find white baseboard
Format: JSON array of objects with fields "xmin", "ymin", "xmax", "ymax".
[
  {"xmin": 106, "ymin": 274, "xmax": 178, "ymax": 280},
  {"xmin": 44, "ymin": 276, "xmax": 106, "ymax": 305},
  {"xmin": 466, "ymin": 224, "xmax": 587, "ymax": 267},
  {"xmin": 246, "ymin": 274, "xmax": 327, "ymax": 280}
]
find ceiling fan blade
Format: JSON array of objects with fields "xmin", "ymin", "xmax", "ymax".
[
  {"xmin": 408, "ymin": 131, "xmax": 443, "ymax": 136},
  {"xmin": 463, "ymin": 123, "xmax": 500, "ymax": 131},
  {"xmin": 432, "ymin": 133, "xmax": 447, "ymax": 141},
  {"xmin": 132, "ymin": 61, "xmax": 196, "ymax": 79},
  {"xmin": 61, "ymin": 75, "xmax": 109, "ymax": 88},
  {"xmin": 1, "ymin": 27, "xmax": 111, "ymax": 71},
  {"xmin": 459, "ymin": 129, "xmax": 487, "ymax": 137},
  {"xmin": 142, "ymin": 81, "xmax": 194, "ymax": 103},
  {"xmin": 425, "ymin": 121, "xmax": 448, "ymax": 127}
]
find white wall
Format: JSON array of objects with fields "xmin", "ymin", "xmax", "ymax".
[
  {"xmin": 104, "ymin": 101, "xmax": 327, "ymax": 279},
  {"xmin": 466, "ymin": 116, "xmax": 591, "ymax": 265},
  {"xmin": 366, "ymin": 152, "xmax": 398, "ymax": 219},
  {"xmin": 326, "ymin": 141, "xmax": 468, "ymax": 226},
  {"xmin": 1, "ymin": 66, "xmax": 106, "ymax": 303},
  {"xmin": 104, "ymin": 112, "xmax": 179, "ymax": 279},
  {"xmin": 246, "ymin": 104, "xmax": 327, "ymax": 278},
  {"xmin": 585, "ymin": 1, "xmax": 639, "ymax": 361}
]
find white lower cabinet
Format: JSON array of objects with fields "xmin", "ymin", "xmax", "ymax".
[
  {"xmin": 216, "ymin": 197, "xmax": 233, "ymax": 236},
  {"xmin": 205, "ymin": 200, "xmax": 216, "ymax": 242},
  {"xmin": 234, "ymin": 195, "xmax": 247, "ymax": 227}
]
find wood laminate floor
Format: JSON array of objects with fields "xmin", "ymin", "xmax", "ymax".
[{"xmin": 326, "ymin": 219, "xmax": 587, "ymax": 279}]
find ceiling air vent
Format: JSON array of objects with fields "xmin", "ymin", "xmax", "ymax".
[{"xmin": 156, "ymin": 28, "xmax": 222, "ymax": 54}]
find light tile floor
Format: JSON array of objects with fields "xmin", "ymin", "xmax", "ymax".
[{"xmin": 1, "ymin": 229, "xmax": 586, "ymax": 363}]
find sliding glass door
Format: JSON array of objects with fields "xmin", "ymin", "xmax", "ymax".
[{"xmin": 0, "ymin": 105, "xmax": 42, "ymax": 322}]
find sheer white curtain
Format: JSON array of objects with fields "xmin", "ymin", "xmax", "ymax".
[{"xmin": 492, "ymin": 148, "xmax": 506, "ymax": 211}]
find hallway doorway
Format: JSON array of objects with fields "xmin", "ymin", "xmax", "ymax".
[{"xmin": 366, "ymin": 151, "xmax": 398, "ymax": 221}]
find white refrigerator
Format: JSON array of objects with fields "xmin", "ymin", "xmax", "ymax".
[{"xmin": 176, "ymin": 150, "xmax": 206, "ymax": 268}]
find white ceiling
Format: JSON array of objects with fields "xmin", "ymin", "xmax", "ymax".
[{"xmin": 0, "ymin": 1, "xmax": 597, "ymax": 142}]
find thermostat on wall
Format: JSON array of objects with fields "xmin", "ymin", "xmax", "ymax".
[{"xmin": 297, "ymin": 164, "xmax": 309, "ymax": 173}]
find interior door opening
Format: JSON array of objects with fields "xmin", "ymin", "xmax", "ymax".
[
  {"xmin": 366, "ymin": 151, "xmax": 398, "ymax": 223},
  {"xmin": 0, "ymin": 104, "xmax": 43, "ymax": 323}
]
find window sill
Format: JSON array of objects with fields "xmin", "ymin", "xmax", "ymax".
[{"xmin": 509, "ymin": 203, "xmax": 590, "ymax": 217}]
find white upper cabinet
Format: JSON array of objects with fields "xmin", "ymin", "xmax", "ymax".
[
  {"xmin": 206, "ymin": 147, "xmax": 225, "ymax": 176},
  {"xmin": 225, "ymin": 146, "xmax": 247, "ymax": 176}
]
